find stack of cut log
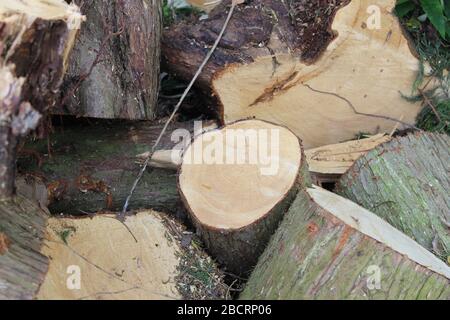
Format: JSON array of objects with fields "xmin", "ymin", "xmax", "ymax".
[{"xmin": 1, "ymin": 0, "xmax": 449, "ymax": 300}]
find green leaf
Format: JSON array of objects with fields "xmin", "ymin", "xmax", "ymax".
[
  {"xmin": 395, "ymin": 1, "xmax": 416, "ymax": 18},
  {"xmin": 447, "ymin": 22, "xmax": 450, "ymax": 40},
  {"xmin": 445, "ymin": 0, "xmax": 450, "ymax": 18},
  {"xmin": 406, "ymin": 17, "xmax": 422, "ymax": 30},
  {"xmin": 420, "ymin": 0, "xmax": 447, "ymax": 38}
]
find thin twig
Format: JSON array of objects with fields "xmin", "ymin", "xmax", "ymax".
[
  {"xmin": 303, "ymin": 83, "xmax": 420, "ymax": 130},
  {"xmin": 119, "ymin": 2, "xmax": 239, "ymax": 218},
  {"xmin": 418, "ymin": 88, "xmax": 442, "ymax": 123}
]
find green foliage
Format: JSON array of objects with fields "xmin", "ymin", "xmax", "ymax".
[
  {"xmin": 396, "ymin": 0, "xmax": 450, "ymax": 134},
  {"xmin": 162, "ymin": 0, "xmax": 203, "ymax": 26},
  {"xmin": 162, "ymin": 0, "xmax": 173, "ymax": 25},
  {"xmin": 396, "ymin": 0, "xmax": 450, "ymax": 40},
  {"xmin": 58, "ymin": 227, "xmax": 76, "ymax": 245},
  {"xmin": 416, "ymin": 99, "xmax": 450, "ymax": 134}
]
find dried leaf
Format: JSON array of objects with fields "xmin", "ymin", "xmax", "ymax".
[{"xmin": 0, "ymin": 232, "xmax": 11, "ymax": 255}]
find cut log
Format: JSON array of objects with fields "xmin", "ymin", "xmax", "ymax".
[
  {"xmin": 18, "ymin": 121, "xmax": 210, "ymax": 214},
  {"xmin": 28, "ymin": 210, "xmax": 226, "ymax": 300},
  {"xmin": 179, "ymin": 119, "xmax": 310, "ymax": 274},
  {"xmin": 57, "ymin": 0, "xmax": 161, "ymax": 120},
  {"xmin": 0, "ymin": 195, "xmax": 49, "ymax": 300},
  {"xmin": 241, "ymin": 186, "xmax": 450, "ymax": 300},
  {"xmin": 163, "ymin": 0, "xmax": 423, "ymax": 148},
  {"xmin": 305, "ymin": 134, "xmax": 391, "ymax": 186},
  {"xmin": 0, "ymin": 0, "xmax": 83, "ymax": 198},
  {"xmin": 141, "ymin": 133, "xmax": 390, "ymax": 188},
  {"xmin": 336, "ymin": 132, "xmax": 450, "ymax": 262}
]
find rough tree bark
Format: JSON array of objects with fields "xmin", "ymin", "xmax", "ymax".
[
  {"xmin": 0, "ymin": 0, "xmax": 83, "ymax": 300},
  {"xmin": 0, "ymin": 0, "xmax": 83, "ymax": 198},
  {"xmin": 162, "ymin": 0, "xmax": 423, "ymax": 148},
  {"xmin": 18, "ymin": 121, "xmax": 216, "ymax": 215},
  {"xmin": 241, "ymin": 186, "xmax": 450, "ymax": 299},
  {"xmin": 0, "ymin": 196, "xmax": 49, "ymax": 299},
  {"xmin": 178, "ymin": 119, "xmax": 311, "ymax": 274},
  {"xmin": 56, "ymin": 0, "xmax": 162, "ymax": 120},
  {"xmin": 336, "ymin": 132, "xmax": 450, "ymax": 262}
]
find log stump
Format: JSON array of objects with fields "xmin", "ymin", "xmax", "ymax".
[
  {"xmin": 336, "ymin": 132, "xmax": 450, "ymax": 262},
  {"xmin": 241, "ymin": 186, "xmax": 450, "ymax": 299},
  {"xmin": 163, "ymin": 0, "xmax": 423, "ymax": 148},
  {"xmin": 33, "ymin": 210, "xmax": 226, "ymax": 300},
  {"xmin": 179, "ymin": 119, "xmax": 310, "ymax": 274}
]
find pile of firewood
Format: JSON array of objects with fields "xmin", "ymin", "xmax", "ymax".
[{"xmin": 0, "ymin": 0, "xmax": 449, "ymax": 300}]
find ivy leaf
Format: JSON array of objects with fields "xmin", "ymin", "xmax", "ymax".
[{"xmin": 420, "ymin": 0, "xmax": 446, "ymax": 38}]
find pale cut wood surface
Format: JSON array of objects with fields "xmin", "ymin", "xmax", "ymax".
[
  {"xmin": 214, "ymin": 0, "xmax": 422, "ymax": 148},
  {"xmin": 305, "ymin": 134, "xmax": 391, "ymax": 175},
  {"xmin": 179, "ymin": 120, "xmax": 301, "ymax": 229},
  {"xmin": 37, "ymin": 211, "xmax": 183, "ymax": 300},
  {"xmin": 310, "ymin": 186, "xmax": 450, "ymax": 279},
  {"xmin": 178, "ymin": 119, "xmax": 308, "ymax": 274}
]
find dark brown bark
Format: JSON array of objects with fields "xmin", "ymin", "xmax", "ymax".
[
  {"xmin": 12, "ymin": 20, "xmax": 75, "ymax": 115},
  {"xmin": 0, "ymin": 17, "xmax": 78, "ymax": 198},
  {"xmin": 57, "ymin": 0, "xmax": 162, "ymax": 120},
  {"xmin": 162, "ymin": 0, "xmax": 346, "ymax": 94}
]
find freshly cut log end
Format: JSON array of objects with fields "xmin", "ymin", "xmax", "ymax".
[
  {"xmin": 305, "ymin": 134, "xmax": 391, "ymax": 186},
  {"xmin": 337, "ymin": 132, "xmax": 450, "ymax": 262},
  {"xmin": 163, "ymin": 0, "xmax": 423, "ymax": 148},
  {"xmin": 37, "ymin": 211, "xmax": 227, "ymax": 300},
  {"xmin": 0, "ymin": 196, "xmax": 49, "ymax": 300},
  {"xmin": 241, "ymin": 186, "xmax": 450, "ymax": 300},
  {"xmin": 179, "ymin": 119, "xmax": 310, "ymax": 274}
]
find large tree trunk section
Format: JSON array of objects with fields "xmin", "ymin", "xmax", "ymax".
[
  {"xmin": 241, "ymin": 186, "xmax": 450, "ymax": 300},
  {"xmin": 163, "ymin": 0, "xmax": 423, "ymax": 148},
  {"xmin": 36, "ymin": 210, "xmax": 226, "ymax": 300},
  {"xmin": 0, "ymin": 195, "xmax": 49, "ymax": 300},
  {"xmin": 336, "ymin": 132, "xmax": 450, "ymax": 262},
  {"xmin": 0, "ymin": 0, "xmax": 83, "ymax": 198},
  {"xmin": 179, "ymin": 119, "xmax": 310, "ymax": 275},
  {"xmin": 56, "ymin": 0, "xmax": 161, "ymax": 120},
  {"xmin": 17, "ymin": 121, "xmax": 211, "ymax": 215},
  {"xmin": 305, "ymin": 134, "xmax": 391, "ymax": 187}
]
